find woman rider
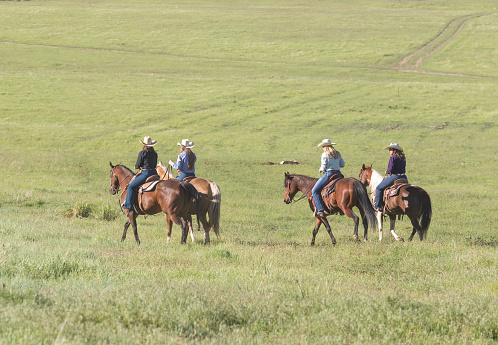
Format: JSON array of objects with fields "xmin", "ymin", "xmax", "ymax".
[
  {"xmin": 122, "ymin": 136, "xmax": 159, "ymax": 213},
  {"xmin": 374, "ymin": 143, "xmax": 407, "ymax": 212},
  {"xmin": 312, "ymin": 139, "xmax": 345, "ymax": 218},
  {"xmin": 169, "ymin": 139, "xmax": 196, "ymax": 181}
]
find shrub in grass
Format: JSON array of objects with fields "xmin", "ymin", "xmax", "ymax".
[
  {"xmin": 96, "ymin": 202, "xmax": 119, "ymax": 221},
  {"xmin": 71, "ymin": 202, "xmax": 91, "ymax": 218}
]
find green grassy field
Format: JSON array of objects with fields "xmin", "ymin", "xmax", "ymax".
[{"xmin": 0, "ymin": 0, "xmax": 497, "ymax": 344}]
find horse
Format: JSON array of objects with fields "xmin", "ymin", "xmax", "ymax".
[
  {"xmin": 109, "ymin": 163, "xmax": 199, "ymax": 245},
  {"xmin": 358, "ymin": 164, "xmax": 432, "ymax": 242},
  {"xmin": 156, "ymin": 161, "xmax": 221, "ymax": 244},
  {"xmin": 284, "ymin": 172, "xmax": 377, "ymax": 245}
]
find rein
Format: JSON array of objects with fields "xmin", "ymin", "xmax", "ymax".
[{"xmin": 287, "ymin": 175, "xmax": 319, "ymax": 204}]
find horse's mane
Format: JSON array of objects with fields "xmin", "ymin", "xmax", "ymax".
[{"xmin": 368, "ymin": 168, "xmax": 384, "ymax": 189}]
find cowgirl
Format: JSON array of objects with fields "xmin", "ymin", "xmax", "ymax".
[
  {"xmin": 374, "ymin": 143, "xmax": 407, "ymax": 211},
  {"xmin": 312, "ymin": 139, "xmax": 345, "ymax": 218}
]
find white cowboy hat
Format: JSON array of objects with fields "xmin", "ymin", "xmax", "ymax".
[
  {"xmin": 317, "ymin": 139, "xmax": 336, "ymax": 148},
  {"xmin": 178, "ymin": 139, "xmax": 194, "ymax": 149},
  {"xmin": 385, "ymin": 143, "xmax": 403, "ymax": 151},
  {"xmin": 140, "ymin": 136, "xmax": 157, "ymax": 146}
]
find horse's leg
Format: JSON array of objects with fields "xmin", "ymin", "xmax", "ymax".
[
  {"xmin": 320, "ymin": 217, "xmax": 337, "ymax": 245},
  {"xmin": 389, "ymin": 215, "xmax": 404, "ymax": 242},
  {"xmin": 408, "ymin": 215, "xmax": 423, "ymax": 241},
  {"xmin": 198, "ymin": 213, "xmax": 210, "ymax": 245},
  {"xmin": 122, "ymin": 220, "xmax": 131, "ymax": 242},
  {"xmin": 165, "ymin": 214, "xmax": 173, "ymax": 243},
  {"xmin": 358, "ymin": 207, "xmax": 368, "ymax": 242},
  {"xmin": 187, "ymin": 215, "xmax": 195, "ymax": 243},
  {"xmin": 311, "ymin": 218, "xmax": 322, "ymax": 246},
  {"xmin": 179, "ymin": 217, "xmax": 189, "ymax": 244},
  {"xmin": 376, "ymin": 211, "xmax": 383, "ymax": 241},
  {"xmin": 342, "ymin": 208, "xmax": 360, "ymax": 242},
  {"xmin": 129, "ymin": 212, "xmax": 140, "ymax": 245}
]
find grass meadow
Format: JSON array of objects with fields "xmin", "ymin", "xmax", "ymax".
[{"xmin": 0, "ymin": 0, "xmax": 497, "ymax": 343}]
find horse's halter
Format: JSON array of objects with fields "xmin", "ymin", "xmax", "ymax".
[
  {"xmin": 109, "ymin": 167, "xmax": 132, "ymax": 194},
  {"xmin": 358, "ymin": 169, "xmax": 371, "ymax": 187},
  {"xmin": 284, "ymin": 176, "xmax": 314, "ymax": 204}
]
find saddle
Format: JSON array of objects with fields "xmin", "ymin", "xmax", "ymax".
[
  {"xmin": 320, "ymin": 174, "xmax": 344, "ymax": 212},
  {"xmin": 132, "ymin": 176, "xmax": 161, "ymax": 215},
  {"xmin": 381, "ymin": 179, "xmax": 410, "ymax": 213}
]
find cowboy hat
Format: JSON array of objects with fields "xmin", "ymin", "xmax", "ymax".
[
  {"xmin": 385, "ymin": 143, "xmax": 403, "ymax": 151},
  {"xmin": 178, "ymin": 139, "xmax": 194, "ymax": 149},
  {"xmin": 317, "ymin": 139, "xmax": 336, "ymax": 148},
  {"xmin": 140, "ymin": 136, "xmax": 157, "ymax": 146}
]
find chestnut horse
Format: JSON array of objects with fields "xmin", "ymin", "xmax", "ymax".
[
  {"xmin": 284, "ymin": 172, "xmax": 376, "ymax": 244},
  {"xmin": 359, "ymin": 164, "xmax": 432, "ymax": 242},
  {"xmin": 156, "ymin": 161, "xmax": 221, "ymax": 244},
  {"xmin": 109, "ymin": 163, "xmax": 198, "ymax": 244}
]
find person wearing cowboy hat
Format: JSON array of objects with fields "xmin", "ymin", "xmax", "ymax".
[
  {"xmin": 169, "ymin": 139, "xmax": 196, "ymax": 181},
  {"xmin": 374, "ymin": 143, "xmax": 407, "ymax": 212},
  {"xmin": 122, "ymin": 136, "xmax": 159, "ymax": 212},
  {"xmin": 312, "ymin": 139, "xmax": 345, "ymax": 218}
]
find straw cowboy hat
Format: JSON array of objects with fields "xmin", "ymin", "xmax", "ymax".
[
  {"xmin": 140, "ymin": 136, "xmax": 157, "ymax": 146},
  {"xmin": 317, "ymin": 139, "xmax": 336, "ymax": 148},
  {"xmin": 385, "ymin": 143, "xmax": 403, "ymax": 151},
  {"xmin": 178, "ymin": 139, "xmax": 194, "ymax": 149}
]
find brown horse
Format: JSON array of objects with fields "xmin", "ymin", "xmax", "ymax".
[
  {"xmin": 109, "ymin": 163, "xmax": 198, "ymax": 244},
  {"xmin": 284, "ymin": 172, "xmax": 376, "ymax": 244},
  {"xmin": 359, "ymin": 164, "xmax": 432, "ymax": 242},
  {"xmin": 156, "ymin": 161, "xmax": 221, "ymax": 244}
]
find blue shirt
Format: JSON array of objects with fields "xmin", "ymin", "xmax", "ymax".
[
  {"xmin": 170, "ymin": 151, "xmax": 196, "ymax": 173},
  {"xmin": 320, "ymin": 152, "xmax": 345, "ymax": 172}
]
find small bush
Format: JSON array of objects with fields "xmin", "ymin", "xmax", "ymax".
[
  {"xmin": 96, "ymin": 202, "xmax": 119, "ymax": 221},
  {"xmin": 71, "ymin": 202, "xmax": 91, "ymax": 218}
]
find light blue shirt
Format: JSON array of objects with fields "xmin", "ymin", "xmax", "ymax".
[
  {"xmin": 170, "ymin": 152, "xmax": 196, "ymax": 173},
  {"xmin": 320, "ymin": 152, "xmax": 345, "ymax": 172}
]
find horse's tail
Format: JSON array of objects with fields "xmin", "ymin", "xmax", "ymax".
[
  {"xmin": 353, "ymin": 180, "xmax": 377, "ymax": 229},
  {"xmin": 181, "ymin": 181, "xmax": 200, "ymax": 231},
  {"xmin": 419, "ymin": 189, "xmax": 432, "ymax": 240},
  {"xmin": 207, "ymin": 181, "xmax": 221, "ymax": 237}
]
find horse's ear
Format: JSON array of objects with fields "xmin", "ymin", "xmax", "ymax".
[
  {"xmin": 362, "ymin": 164, "xmax": 365, "ymax": 170},
  {"xmin": 110, "ymin": 162, "xmax": 114, "ymax": 168}
]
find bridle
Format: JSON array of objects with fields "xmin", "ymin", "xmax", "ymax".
[
  {"xmin": 110, "ymin": 167, "xmax": 133, "ymax": 192},
  {"xmin": 285, "ymin": 175, "xmax": 318, "ymax": 204}
]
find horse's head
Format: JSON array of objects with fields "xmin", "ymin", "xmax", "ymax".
[
  {"xmin": 358, "ymin": 164, "xmax": 373, "ymax": 187},
  {"xmin": 109, "ymin": 162, "xmax": 120, "ymax": 195},
  {"xmin": 284, "ymin": 172, "xmax": 299, "ymax": 204},
  {"xmin": 156, "ymin": 161, "xmax": 173, "ymax": 180}
]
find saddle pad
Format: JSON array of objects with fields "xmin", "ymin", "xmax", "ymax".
[
  {"xmin": 322, "ymin": 175, "xmax": 344, "ymax": 197},
  {"xmin": 384, "ymin": 182, "xmax": 411, "ymax": 199},
  {"xmin": 139, "ymin": 180, "xmax": 161, "ymax": 193}
]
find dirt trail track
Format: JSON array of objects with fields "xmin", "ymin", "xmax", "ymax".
[{"xmin": 397, "ymin": 13, "xmax": 491, "ymax": 77}]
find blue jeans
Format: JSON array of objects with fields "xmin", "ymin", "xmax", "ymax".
[
  {"xmin": 312, "ymin": 171, "xmax": 340, "ymax": 212},
  {"xmin": 374, "ymin": 174, "xmax": 407, "ymax": 209},
  {"xmin": 176, "ymin": 172, "xmax": 195, "ymax": 181},
  {"xmin": 123, "ymin": 169, "xmax": 158, "ymax": 209}
]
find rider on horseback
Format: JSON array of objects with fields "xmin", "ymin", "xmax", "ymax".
[
  {"xmin": 122, "ymin": 136, "xmax": 159, "ymax": 213},
  {"xmin": 312, "ymin": 139, "xmax": 345, "ymax": 218},
  {"xmin": 374, "ymin": 143, "xmax": 407, "ymax": 212},
  {"xmin": 169, "ymin": 139, "xmax": 196, "ymax": 181}
]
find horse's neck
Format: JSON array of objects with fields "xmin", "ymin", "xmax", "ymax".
[
  {"xmin": 369, "ymin": 169, "xmax": 384, "ymax": 190},
  {"xmin": 295, "ymin": 175, "xmax": 315, "ymax": 196},
  {"xmin": 117, "ymin": 167, "xmax": 134, "ymax": 189}
]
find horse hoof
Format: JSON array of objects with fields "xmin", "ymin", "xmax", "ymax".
[
  {"xmin": 396, "ymin": 237, "xmax": 404, "ymax": 243},
  {"xmin": 353, "ymin": 235, "xmax": 359, "ymax": 242}
]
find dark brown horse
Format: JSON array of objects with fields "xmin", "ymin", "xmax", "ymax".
[
  {"xmin": 109, "ymin": 163, "xmax": 198, "ymax": 244},
  {"xmin": 284, "ymin": 172, "xmax": 377, "ymax": 244},
  {"xmin": 156, "ymin": 161, "xmax": 221, "ymax": 244},
  {"xmin": 359, "ymin": 164, "xmax": 432, "ymax": 242}
]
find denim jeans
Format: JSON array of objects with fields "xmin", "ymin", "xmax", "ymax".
[
  {"xmin": 312, "ymin": 170, "xmax": 341, "ymax": 212},
  {"xmin": 176, "ymin": 172, "xmax": 195, "ymax": 181},
  {"xmin": 123, "ymin": 169, "xmax": 158, "ymax": 209},
  {"xmin": 374, "ymin": 174, "xmax": 407, "ymax": 209}
]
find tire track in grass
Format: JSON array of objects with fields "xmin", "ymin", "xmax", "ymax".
[{"xmin": 397, "ymin": 13, "xmax": 491, "ymax": 77}]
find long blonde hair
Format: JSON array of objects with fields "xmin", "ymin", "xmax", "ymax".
[{"xmin": 324, "ymin": 146, "xmax": 340, "ymax": 159}]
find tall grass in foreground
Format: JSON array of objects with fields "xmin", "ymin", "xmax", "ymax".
[{"xmin": 0, "ymin": 0, "xmax": 496, "ymax": 343}]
